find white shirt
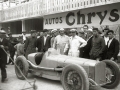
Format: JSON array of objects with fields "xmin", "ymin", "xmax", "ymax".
[
  {"xmin": 53, "ymin": 35, "xmax": 69, "ymax": 48},
  {"xmin": 22, "ymin": 34, "xmax": 26, "ymax": 41},
  {"xmin": 108, "ymin": 38, "xmax": 114, "ymax": 48},
  {"xmin": 0, "ymin": 38, "xmax": 3, "ymax": 42},
  {"xmin": 104, "ymin": 36, "xmax": 109, "ymax": 45},
  {"xmin": 68, "ymin": 35, "xmax": 87, "ymax": 51},
  {"xmin": 44, "ymin": 35, "xmax": 48, "ymax": 45},
  {"xmin": 53, "ymin": 35, "xmax": 69, "ymax": 54}
]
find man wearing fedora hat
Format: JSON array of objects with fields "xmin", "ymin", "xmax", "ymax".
[
  {"xmin": 36, "ymin": 29, "xmax": 51, "ymax": 52},
  {"xmin": 24, "ymin": 30, "xmax": 37, "ymax": 58},
  {"xmin": 0, "ymin": 30, "xmax": 9, "ymax": 82}
]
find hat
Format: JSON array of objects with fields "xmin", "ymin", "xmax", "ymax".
[
  {"xmin": 0, "ymin": 30, "xmax": 6, "ymax": 34},
  {"xmin": 51, "ymin": 29, "xmax": 57, "ymax": 33},
  {"xmin": 106, "ymin": 30, "xmax": 114, "ymax": 35},
  {"xmin": 83, "ymin": 25, "xmax": 88, "ymax": 29},
  {"xmin": 30, "ymin": 30, "xmax": 36, "ymax": 33},
  {"xmin": 87, "ymin": 28, "xmax": 93, "ymax": 32},
  {"xmin": 43, "ymin": 29, "xmax": 48, "ymax": 32},
  {"xmin": 59, "ymin": 28, "xmax": 64, "ymax": 31},
  {"xmin": 103, "ymin": 28, "xmax": 109, "ymax": 32},
  {"xmin": 93, "ymin": 28, "xmax": 101, "ymax": 34},
  {"xmin": 70, "ymin": 29, "xmax": 77, "ymax": 32}
]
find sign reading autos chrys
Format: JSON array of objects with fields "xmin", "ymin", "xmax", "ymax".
[{"xmin": 44, "ymin": 4, "xmax": 120, "ymax": 29}]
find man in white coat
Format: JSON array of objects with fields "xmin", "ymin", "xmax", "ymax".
[
  {"xmin": 53, "ymin": 28, "xmax": 69, "ymax": 55},
  {"xmin": 65, "ymin": 29, "xmax": 87, "ymax": 57}
]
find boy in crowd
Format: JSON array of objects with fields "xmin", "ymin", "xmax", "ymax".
[{"xmin": 14, "ymin": 36, "xmax": 25, "ymax": 57}]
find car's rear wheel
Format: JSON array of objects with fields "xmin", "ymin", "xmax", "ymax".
[
  {"xmin": 61, "ymin": 64, "xmax": 89, "ymax": 90},
  {"xmin": 102, "ymin": 60, "xmax": 120, "ymax": 89},
  {"xmin": 15, "ymin": 56, "xmax": 29, "ymax": 80}
]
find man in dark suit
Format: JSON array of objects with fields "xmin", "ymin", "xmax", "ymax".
[
  {"xmin": 102, "ymin": 28, "xmax": 109, "ymax": 60},
  {"xmin": 24, "ymin": 30, "xmax": 37, "ymax": 59},
  {"xmin": 36, "ymin": 31, "xmax": 43, "ymax": 52},
  {"xmin": 105, "ymin": 30, "xmax": 119, "ymax": 62},
  {"xmin": 7, "ymin": 33, "xmax": 18, "ymax": 65},
  {"xmin": 0, "ymin": 30, "xmax": 9, "ymax": 82},
  {"xmin": 36, "ymin": 29, "xmax": 51, "ymax": 52},
  {"xmin": 82, "ymin": 28, "xmax": 93, "ymax": 59}
]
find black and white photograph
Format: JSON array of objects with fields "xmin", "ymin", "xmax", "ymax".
[{"xmin": 0, "ymin": 0, "xmax": 120, "ymax": 90}]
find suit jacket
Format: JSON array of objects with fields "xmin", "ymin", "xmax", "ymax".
[
  {"xmin": 24, "ymin": 36, "xmax": 37, "ymax": 58},
  {"xmin": 0, "ymin": 38, "xmax": 9, "ymax": 65},
  {"xmin": 82, "ymin": 36, "xmax": 93, "ymax": 59},
  {"xmin": 9, "ymin": 37, "xmax": 18, "ymax": 52},
  {"xmin": 106, "ymin": 38, "xmax": 119, "ymax": 60},
  {"xmin": 39, "ymin": 36, "xmax": 51, "ymax": 52},
  {"xmin": 36, "ymin": 36, "xmax": 42, "ymax": 52}
]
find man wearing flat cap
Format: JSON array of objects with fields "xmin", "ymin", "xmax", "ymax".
[
  {"xmin": 51, "ymin": 29, "xmax": 58, "ymax": 48},
  {"xmin": 7, "ymin": 32, "xmax": 18, "ymax": 65},
  {"xmin": 24, "ymin": 30, "xmax": 37, "ymax": 58},
  {"xmin": 89, "ymin": 28, "xmax": 105, "ymax": 61},
  {"xmin": 0, "ymin": 30, "xmax": 9, "ymax": 82},
  {"xmin": 53, "ymin": 28, "xmax": 69, "ymax": 55},
  {"xmin": 65, "ymin": 29, "xmax": 87, "ymax": 57}
]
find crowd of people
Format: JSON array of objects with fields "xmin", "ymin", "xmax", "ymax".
[{"xmin": 0, "ymin": 25, "xmax": 119, "ymax": 83}]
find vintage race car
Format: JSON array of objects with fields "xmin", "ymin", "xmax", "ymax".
[{"xmin": 15, "ymin": 48, "xmax": 120, "ymax": 90}]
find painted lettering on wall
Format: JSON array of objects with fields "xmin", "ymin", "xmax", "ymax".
[
  {"xmin": 45, "ymin": 17, "xmax": 62, "ymax": 25},
  {"xmin": 44, "ymin": 8, "xmax": 120, "ymax": 29},
  {"xmin": 66, "ymin": 9, "xmax": 119, "ymax": 26}
]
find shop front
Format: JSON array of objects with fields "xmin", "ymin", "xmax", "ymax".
[{"xmin": 44, "ymin": 3, "xmax": 120, "ymax": 41}]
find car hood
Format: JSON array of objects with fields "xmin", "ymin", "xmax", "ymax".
[{"xmin": 56, "ymin": 55, "xmax": 98, "ymax": 67}]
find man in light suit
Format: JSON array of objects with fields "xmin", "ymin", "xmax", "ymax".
[{"xmin": 105, "ymin": 30, "xmax": 119, "ymax": 62}]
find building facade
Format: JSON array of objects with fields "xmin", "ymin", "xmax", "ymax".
[{"xmin": 0, "ymin": 0, "xmax": 120, "ymax": 40}]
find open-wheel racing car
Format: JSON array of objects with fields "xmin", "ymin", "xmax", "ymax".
[{"xmin": 15, "ymin": 48, "xmax": 120, "ymax": 90}]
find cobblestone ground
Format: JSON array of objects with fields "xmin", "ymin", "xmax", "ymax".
[{"xmin": 0, "ymin": 64, "xmax": 120, "ymax": 90}]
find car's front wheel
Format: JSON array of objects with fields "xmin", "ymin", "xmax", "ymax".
[
  {"xmin": 102, "ymin": 60, "xmax": 120, "ymax": 89},
  {"xmin": 15, "ymin": 56, "xmax": 29, "ymax": 80},
  {"xmin": 61, "ymin": 64, "xmax": 89, "ymax": 90}
]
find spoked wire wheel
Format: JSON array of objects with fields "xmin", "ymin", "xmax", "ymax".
[
  {"xmin": 65, "ymin": 70, "xmax": 82, "ymax": 90},
  {"xmin": 61, "ymin": 64, "xmax": 89, "ymax": 90},
  {"xmin": 15, "ymin": 56, "xmax": 29, "ymax": 80},
  {"xmin": 102, "ymin": 60, "xmax": 120, "ymax": 89}
]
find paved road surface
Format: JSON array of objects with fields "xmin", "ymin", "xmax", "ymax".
[{"xmin": 0, "ymin": 65, "xmax": 120, "ymax": 90}]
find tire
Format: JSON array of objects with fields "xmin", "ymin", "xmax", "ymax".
[
  {"xmin": 15, "ymin": 56, "xmax": 29, "ymax": 80},
  {"xmin": 102, "ymin": 60, "xmax": 120, "ymax": 89},
  {"xmin": 61, "ymin": 64, "xmax": 89, "ymax": 90}
]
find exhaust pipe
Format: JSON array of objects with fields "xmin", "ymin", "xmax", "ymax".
[{"xmin": 27, "ymin": 60, "xmax": 63, "ymax": 71}]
